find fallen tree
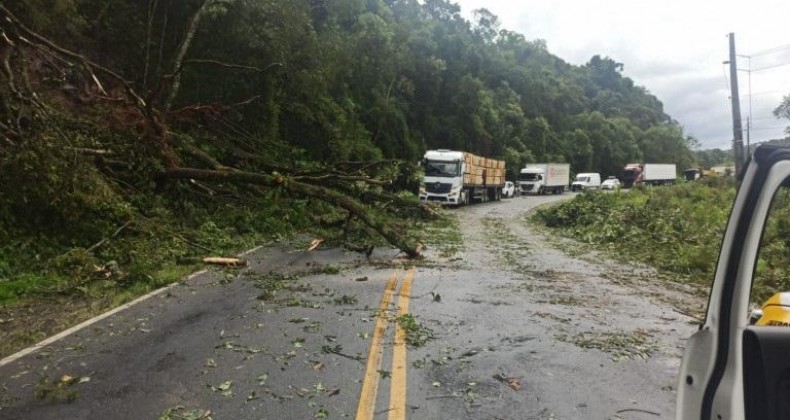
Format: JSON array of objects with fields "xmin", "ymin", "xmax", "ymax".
[
  {"xmin": 0, "ymin": 4, "xmax": 432, "ymax": 263},
  {"xmin": 162, "ymin": 168, "xmax": 423, "ymax": 258}
]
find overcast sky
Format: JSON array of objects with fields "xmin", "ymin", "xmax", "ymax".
[{"xmin": 452, "ymin": 0, "xmax": 790, "ymax": 150}]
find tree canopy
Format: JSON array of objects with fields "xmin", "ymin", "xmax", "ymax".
[{"xmin": 2, "ymin": 0, "xmax": 696, "ymax": 177}]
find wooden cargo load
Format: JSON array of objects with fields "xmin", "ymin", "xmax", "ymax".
[{"xmin": 461, "ymin": 152, "xmax": 505, "ymax": 187}]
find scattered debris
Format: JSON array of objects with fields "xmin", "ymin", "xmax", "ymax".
[
  {"xmin": 308, "ymin": 238, "xmax": 324, "ymax": 251},
  {"xmin": 395, "ymin": 313, "xmax": 436, "ymax": 348},
  {"xmin": 208, "ymin": 381, "xmax": 233, "ymax": 397},
  {"xmin": 321, "ymin": 344, "xmax": 365, "ymax": 362},
  {"xmin": 354, "ymin": 276, "xmax": 369, "ymax": 282},
  {"xmin": 215, "ymin": 341, "xmax": 264, "ymax": 354},
  {"xmin": 556, "ymin": 329, "xmax": 660, "ymax": 362},
  {"xmin": 493, "ymin": 373, "xmax": 522, "ymax": 391},
  {"xmin": 34, "ymin": 374, "xmax": 88, "ymax": 402},
  {"xmin": 177, "ymin": 257, "xmax": 248, "ymax": 267},
  {"xmin": 159, "ymin": 406, "xmax": 213, "ymax": 420},
  {"xmin": 333, "ymin": 294, "xmax": 358, "ymax": 305},
  {"xmin": 302, "ymin": 322, "xmax": 322, "ymax": 333},
  {"xmin": 615, "ymin": 408, "xmax": 660, "ymax": 416}
]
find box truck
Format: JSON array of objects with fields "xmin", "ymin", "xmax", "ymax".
[
  {"xmin": 518, "ymin": 163, "xmax": 570, "ymax": 195},
  {"xmin": 621, "ymin": 163, "xmax": 677, "ymax": 187}
]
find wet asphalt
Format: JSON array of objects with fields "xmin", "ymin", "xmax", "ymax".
[{"xmin": 0, "ymin": 193, "xmax": 702, "ymax": 420}]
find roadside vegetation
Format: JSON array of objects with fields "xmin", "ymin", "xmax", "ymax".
[
  {"xmin": 535, "ymin": 178, "xmax": 735, "ymax": 286},
  {"xmin": 536, "ymin": 177, "xmax": 790, "ymax": 303}
]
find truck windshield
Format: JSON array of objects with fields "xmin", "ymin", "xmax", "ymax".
[
  {"xmin": 575, "ymin": 176, "xmax": 589, "ymax": 182},
  {"xmin": 424, "ymin": 160, "xmax": 460, "ymax": 177},
  {"xmin": 519, "ymin": 173, "xmax": 540, "ymax": 181}
]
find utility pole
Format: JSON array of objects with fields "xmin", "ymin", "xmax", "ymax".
[{"xmin": 728, "ymin": 33, "xmax": 745, "ymax": 174}]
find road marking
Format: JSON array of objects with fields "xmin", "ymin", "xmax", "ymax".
[
  {"xmin": 0, "ymin": 269, "xmax": 208, "ymax": 368},
  {"xmin": 0, "ymin": 242, "xmax": 274, "ymax": 367},
  {"xmin": 388, "ymin": 267, "xmax": 414, "ymax": 420},
  {"xmin": 355, "ymin": 269, "xmax": 400, "ymax": 420}
]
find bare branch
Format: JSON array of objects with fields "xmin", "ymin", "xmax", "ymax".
[
  {"xmin": 182, "ymin": 59, "xmax": 282, "ymax": 73},
  {"xmin": 294, "ymin": 173, "xmax": 391, "ymax": 186}
]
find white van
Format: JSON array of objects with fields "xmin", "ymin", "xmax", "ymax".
[{"xmin": 571, "ymin": 173, "xmax": 601, "ymax": 191}]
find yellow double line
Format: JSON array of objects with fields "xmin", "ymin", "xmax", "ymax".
[{"xmin": 355, "ymin": 267, "xmax": 415, "ymax": 420}]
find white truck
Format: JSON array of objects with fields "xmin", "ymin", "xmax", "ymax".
[
  {"xmin": 518, "ymin": 163, "xmax": 570, "ymax": 195},
  {"xmin": 419, "ymin": 150, "xmax": 505, "ymax": 206},
  {"xmin": 571, "ymin": 173, "xmax": 601, "ymax": 192},
  {"xmin": 621, "ymin": 163, "xmax": 677, "ymax": 187}
]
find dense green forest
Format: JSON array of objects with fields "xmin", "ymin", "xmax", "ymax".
[
  {"xmin": 0, "ymin": 0, "xmax": 711, "ymax": 311},
  {"xmin": 3, "ymin": 0, "xmax": 700, "ymax": 174}
]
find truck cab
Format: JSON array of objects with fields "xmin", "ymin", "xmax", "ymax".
[
  {"xmin": 676, "ymin": 144, "xmax": 790, "ymax": 420},
  {"xmin": 518, "ymin": 167, "xmax": 544, "ymax": 194},
  {"xmin": 418, "ymin": 150, "xmax": 505, "ymax": 205},
  {"xmin": 419, "ymin": 150, "xmax": 465, "ymax": 205},
  {"xmin": 518, "ymin": 163, "xmax": 570, "ymax": 195}
]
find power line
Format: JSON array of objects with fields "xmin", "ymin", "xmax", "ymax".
[
  {"xmin": 752, "ymin": 62, "xmax": 790, "ymax": 72},
  {"xmin": 747, "ymin": 44, "xmax": 790, "ymax": 57},
  {"xmin": 743, "ymin": 89, "xmax": 790, "ymax": 97}
]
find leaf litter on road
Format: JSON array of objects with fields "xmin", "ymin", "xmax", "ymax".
[
  {"xmin": 556, "ymin": 328, "xmax": 660, "ymax": 361},
  {"xmin": 159, "ymin": 405, "xmax": 212, "ymax": 420}
]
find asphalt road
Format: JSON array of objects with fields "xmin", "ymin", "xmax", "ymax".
[{"xmin": 0, "ymin": 193, "xmax": 701, "ymax": 420}]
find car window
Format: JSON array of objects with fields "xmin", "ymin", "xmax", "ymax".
[{"xmin": 750, "ymin": 184, "xmax": 790, "ymax": 323}]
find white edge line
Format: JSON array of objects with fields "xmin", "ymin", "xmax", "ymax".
[
  {"xmin": 0, "ymin": 244, "xmax": 266, "ymax": 368},
  {"xmin": 0, "ymin": 269, "xmax": 206, "ymax": 368}
]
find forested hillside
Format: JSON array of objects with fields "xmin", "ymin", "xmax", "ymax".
[{"xmin": 0, "ymin": 0, "xmax": 698, "ymax": 313}]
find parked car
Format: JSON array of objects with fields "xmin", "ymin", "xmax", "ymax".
[
  {"xmin": 502, "ymin": 181, "xmax": 515, "ymax": 198},
  {"xmin": 600, "ymin": 177, "xmax": 621, "ymax": 190}
]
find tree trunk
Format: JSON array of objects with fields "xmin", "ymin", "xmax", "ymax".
[{"xmin": 163, "ymin": 0, "xmax": 212, "ymax": 114}]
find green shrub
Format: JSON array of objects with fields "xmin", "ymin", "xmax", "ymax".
[{"xmin": 535, "ymin": 182, "xmax": 736, "ymax": 284}]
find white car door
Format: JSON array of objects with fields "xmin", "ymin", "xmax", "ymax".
[{"xmin": 676, "ymin": 144, "xmax": 790, "ymax": 420}]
